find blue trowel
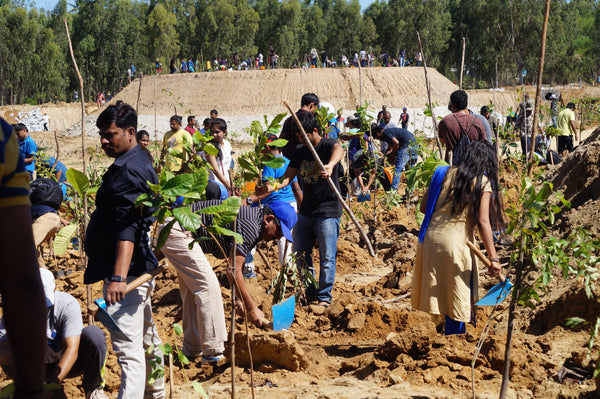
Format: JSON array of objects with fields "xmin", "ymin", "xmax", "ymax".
[{"xmin": 467, "ymin": 241, "xmax": 513, "ymax": 306}]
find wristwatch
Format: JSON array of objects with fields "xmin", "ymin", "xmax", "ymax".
[
  {"xmin": 246, "ymin": 197, "xmax": 254, "ymax": 205},
  {"xmin": 111, "ymin": 275, "xmax": 126, "ymax": 283}
]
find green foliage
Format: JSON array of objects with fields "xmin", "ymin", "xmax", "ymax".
[
  {"xmin": 52, "ymin": 222, "xmax": 78, "ymax": 255},
  {"xmin": 267, "ymin": 252, "xmax": 317, "ymax": 305}
]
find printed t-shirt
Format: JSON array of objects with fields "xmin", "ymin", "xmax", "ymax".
[{"xmin": 289, "ymin": 138, "xmax": 342, "ymax": 218}]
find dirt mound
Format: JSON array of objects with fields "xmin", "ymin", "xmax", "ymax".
[
  {"xmin": 115, "ymin": 68, "xmax": 459, "ymax": 117},
  {"xmin": 549, "ymin": 127, "xmax": 600, "ymax": 234}
]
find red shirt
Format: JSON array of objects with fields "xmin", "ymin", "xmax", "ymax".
[
  {"xmin": 184, "ymin": 125, "xmax": 196, "ymax": 136},
  {"xmin": 438, "ymin": 113, "xmax": 485, "ymax": 151}
]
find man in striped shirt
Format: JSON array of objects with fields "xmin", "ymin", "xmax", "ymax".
[{"xmin": 190, "ymin": 200, "xmax": 297, "ymax": 327}]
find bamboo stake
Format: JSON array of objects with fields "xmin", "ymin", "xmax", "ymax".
[
  {"xmin": 64, "ymin": 18, "xmax": 92, "ymax": 326},
  {"xmin": 502, "ymin": 1, "xmax": 551, "ymax": 398},
  {"xmin": 136, "ymin": 73, "xmax": 143, "ymax": 115},
  {"xmin": 154, "ymin": 77, "xmax": 158, "ymax": 154},
  {"xmin": 168, "ymin": 353, "xmax": 173, "ymax": 399},
  {"xmin": 230, "ymin": 218, "xmax": 236, "ymax": 399},
  {"xmin": 416, "ymin": 31, "xmax": 443, "ymax": 160},
  {"xmin": 283, "ymin": 101, "xmax": 375, "ymax": 257},
  {"xmin": 459, "ymin": 37, "xmax": 465, "ymax": 90}
]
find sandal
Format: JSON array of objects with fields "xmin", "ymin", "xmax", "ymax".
[{"xmin": 317, "ymin": 301, "xmax": 330, "ymax": 308}]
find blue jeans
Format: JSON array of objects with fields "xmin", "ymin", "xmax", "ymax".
[
  {"xmin": 293, "ymin": 214, "xmax": 340, "ymax": 303},
  {"xmin": 391, "ymin": 144, "xmax": 418, "ymax": 191}
]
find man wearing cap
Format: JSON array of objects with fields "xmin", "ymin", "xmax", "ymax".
[
  {"xmin": 371, "ymin": 124, "xmax": 418, "ymax": 192},
  {"xmin": 0, "ymin": 269, "xmax": 108, "ymax": 399},
  {"xmin": 258, "ymin": 112, "xmax": 344, "ymax": 307},
  {"xmin": 189, "ymin": 199, "xmax": 297, "ymax": 327},
  {"xmin": 557, "ymin": 102, "xmax": 578, "ymax": 154}
]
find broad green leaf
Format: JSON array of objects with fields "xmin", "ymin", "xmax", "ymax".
[
  {"xmin": 191, "ymin": 169, "xmax": 209, "ymax": 194},
  {"xmin": 156, "ymin": 219, "xmax": 176, "ymax": 250},
  {"xmin": 52, "ymin": 223, "xmax": 78, "ymax": 255},
  {"xmin": 173, "ymin": 323, "xmax": 183, "ymax": 336},
  {"xmin": 207, "ymin": 225, "xmax": 244, "ymax": 244},
  {"xmin": 268, "ymin": 112, "xmax": 287, "ymax": 130},
  {"xmin": 178, "ymin": 351, "xmax": 190, "ymax": 365},
  {"xmin": 173, "ymin": 206, "xmax": 203, "ymax": 232},
  {"xmin": 66, "ymin": 168, "xmax": 89, "ymax": 195},
  {"xmin": 263, "ymin": 157, "xmax": 286, "ymax": 169},
  {"xmin": 203, "ymin": 142, "xmax": 219, "ymax": 156},
  {"xmin": 250, "ymin": 120, "xmax": 263, "ymax": 137},
  {"xmin": 267, "ymin": 138, "xmax": 288, "ymax": 148}
]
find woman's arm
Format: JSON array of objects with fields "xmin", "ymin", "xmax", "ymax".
[
  {"xmin": 478, "ymin": 191, "xmax": 501, "ymax": 277},
  {"xmin": 206, "ymin": 153, "xmax": 231, "ymax": 192}
]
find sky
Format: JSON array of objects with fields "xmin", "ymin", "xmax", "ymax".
[{"xmin": 31, "ymin": 0, "xmax": 375, "ymax": 13}]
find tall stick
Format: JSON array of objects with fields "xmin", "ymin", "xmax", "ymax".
[
  {"xmin": 230, "ymin": 219, "xmax": 236, "ymax": 399},
  {"xmin": 501, "ymin": 1, "xmax": 551, "ymax": 398},
  {"xmin": 525, "ymin": 0, "xmax": 551, "ymax": 173},
  {"xmin": 459, "ymin": 37, "xmax": 465, "ymax": 90},
  {"xmin": 154, "ymin": 77, "xmax": 158, "ymax": 150},
  {"xmin": 358, "ymin": 59, "xmax": 362, "ymax": 106},
  {"xmin": 416, "ymin": 31, "xmax": 443, "ymax": 159},
  {"xmin": 283, "ymin": 101, "xmax": 375, "ymax": 257},
  {"xmin": 64, "ymin": 18, "xmax": 92, "ymax": 325},
  {"xmin": 136, "ymin": 74, "xmax": 143, "ymax": 115}
]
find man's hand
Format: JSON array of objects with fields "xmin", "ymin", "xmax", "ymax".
[
  {"xmin": 321, "ymin": 163, "xmax": 334, "ymax": 179},
  {"xmin": 248, "ymin": 307, "xmax": 266, "ymax": 327},
  {"xmin": 255, "ymin": 182, "xmax": 271, "ymax": 196},
  {"xmin": 105, "ymin": 281, "xmax": 127, "ymax": 305}
]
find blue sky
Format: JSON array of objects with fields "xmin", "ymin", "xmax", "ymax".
[{"xmin": 32, "ymin": 0, "xmax": 375, "ymax": 13}]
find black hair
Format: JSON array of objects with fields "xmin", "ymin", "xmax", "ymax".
[
  {"xmin": 210, "ymin": 109, "xmax": 218, "ymax": 116},
  {"xmin": 170, "ymin": 115, "xmax": 182, "ymax": 125},
  {"xmin": 448, "ymin": 140, "xmax": 505, "ymax": 230},
  {"xmin": 96, "ymin": 100, "xmax": 137, "ymax": 131},
  {"xmin": 202, "ymin": 118, "xmax": 211, "ymax": 128},
  {"xmin": 566, "ymin": 102, "xmax": 576, "ymax": 109},
  {"xmin": 14, "ymin": 123, "xmax": 27, "ymax": 132},
  {"xmin": 187, "ymin": 115, "xmax": 195, "ymax": 124},
  {"xmin": 293, "ymin": 111, "xmax": 320, "ymax": 135},
  {"xmin": 300, "ymin": 92, "xmax": 319, "ymax": 107},
  {"xmin": 136, "ymin": 129, "xmax": 149, "ymax": 141},
  {"xmin": 210, "ymin": 118, "xmax": 227, "ymax": 132},
  {"xmin": 371, "ymin": 124, "xmax": 384, "ymax": 136},
  {"xmin": 449, "ymin": 90, "xmax": 469, "ymax": 111},
  {"xmin": 480, "ymin": 106, "xmax": 489, "ymax": 114}
]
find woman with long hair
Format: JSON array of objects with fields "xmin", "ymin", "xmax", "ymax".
[
  {"xmin": 205, "ymin": 118, "xmax": 233, "ymax": 194},
  {"xmin": 412, "ymin": 140, "xmax": 505, "ymax": 334}
]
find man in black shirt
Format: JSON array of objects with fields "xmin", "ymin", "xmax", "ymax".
[
  {"xmin": 84, "ymin": 101, "xmax": 164, "ymax": 399},
  {"xmin": 372, "ymin": 125, "xmax": 418, "ymax": 192},
  {"xmin": 260, "ymin": 112, "xmax": 343, "ymax": 306},
  {"xmin": 279, "ymin": 92, "xmax": 320, "ymax": 205}
]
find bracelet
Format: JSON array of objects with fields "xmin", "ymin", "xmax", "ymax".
[
  {"xmin": 273, "ymin": 182, "xmax": 279, "ymax": 191},
  {"xmin": 488, "ymin": 258, "xmax": 500, "ymax": 262}
]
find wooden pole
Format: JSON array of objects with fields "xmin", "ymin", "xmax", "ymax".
[
  {"xmin": 283, "ymin": 101, "xmax": 376, "ymax": 257},
  {"xmin": 64, "ymin": 18, "xmax": 92, "ymax": 326},
  {"xmin": 136, "ymin": 73, "xmax": 143, "ymax": 115},
  {"xmin": 459, "ymin": 37, "xmax": 465, "ymax": 90},
  {"xmin": 416, "ymin": 31, "xmax": 443, "ymax": 159},
  {"xmin": 502, "ymin": 1, "xmax": 551, "ymax": 398}
]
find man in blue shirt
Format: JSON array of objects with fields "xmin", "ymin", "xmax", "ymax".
[
  {"xmin": 372, "ymin": 125, "xmax": 418, "ymax": 192},
  {"xmin": 84, "ymin": 101, "xmax": 164, "ymax": 399},
  {"xmin": 15, "ymin": 123, "xmax": 37, "ymax": 179}
]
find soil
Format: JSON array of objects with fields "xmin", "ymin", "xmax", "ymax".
[{"xmin": 1, "ymin": 69, "xmax": 600, "ymax": 398}]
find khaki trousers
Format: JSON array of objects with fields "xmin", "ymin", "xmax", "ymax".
[{"xmin": 32, "ymin": 212, "xmax": 61, "ymax": 267}]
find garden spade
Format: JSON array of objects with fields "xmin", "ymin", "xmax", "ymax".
[
  {"xmin": 88, "ymin": 265, "xmax": 167, "ymax": 341},
  {"xmin": 466, "ymin": 241, "xmax": 513, "ymax": 306},
  {"xmin": 258, "ymin": 295, "xmax": 296, "ymax": 331}
]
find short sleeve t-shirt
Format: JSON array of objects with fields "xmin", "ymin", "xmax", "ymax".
[
  {"xmin": 289, "ymin": 138, "xmax": 342, "ymax": 218},
  {"xmin": 0, "ymin": 118, "xmax": 30, "ymax": 208},
  {"xmin": 557, "ymin": 108, "xmax": 575, "ymax": 136},
  {"xmin": 190, "ymin": 200, "xmax": 263, "ymax": 258},
  {"xmin": 381, "ymin": 128, "xmax": 415, "ymax": 149},
  {"xmin": 261, "ymin": 155, "xmax": 296, "ymax": 205},
  {"xmin": 438, "ymin": 113, "xmax": 485, "ymax": 151},
  {"xmin": 0, "ymin": 291, "xmax": 83, "ymax": 364},
  {"xmin": 19, "ymin": 135, "xmax": 37, "ymax": 173},
  {"xmin": 163, "ymin": 129, "xmax": 192, "ymax": 171}
]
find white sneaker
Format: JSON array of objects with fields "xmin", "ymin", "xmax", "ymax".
[{"xmin": 86, "ymin": 388, "xmax": 109, "ymax": 399}]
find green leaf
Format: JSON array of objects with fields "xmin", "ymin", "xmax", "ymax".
[
  {"xmin": 66, "ymin": 168, "xmax": 89, "ymax": 196},
  {"xmin": 203, "ymin": 142, "xmax": 219, "ymax": 156},
  {"xmin": 162, "ymin": 174, "xmax": 194, "ymax": 197},
  {"xmin": 156, "ymin": 219, "xmax": 176, "ymax": 250},
  {"xmin": 191, "ymin": 169, "xmax": 209, "ymax": 194},
  {"xmin": 267, "ymin": 138, "xmax": 288, "ymax": 148},
  {"xmin": 267, "ymin": 112, "xmax": 288, "ymax": 131},
  {"xmin": 263, "ymin": 156, "xmax": 286, "ymax": 169},
  {"xmin": 53, "ymin": 223, "xmax": 78, "ymax": 255},
  {"xmin": 173, "ymin": 323, "xmax": 183, "ymax": 336},
  {"xmin": 207, "ymin": 225, "xmax": 244, "ymax": 244},
  {"xmin": 173, "ymin": 206, "xmax": 203, "ymax": 232},
  {"xmin": 250, "ymin": 120, "xmax": 263, "ymax": 137},
  {"xmin": 178, "ymin": 351, "xmax": 190, "ymax": 365},
  {"xmin": 565, "ymin": 317, "xmax": 587, "ymax": 329},
  {"xmin": 192, "ymin": 381, "xmax": 209, "ymax": 398}
]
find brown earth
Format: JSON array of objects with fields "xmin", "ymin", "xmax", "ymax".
[{"xmin": 1, "ymin": 70, "xmax": 600, "ymax": 398}]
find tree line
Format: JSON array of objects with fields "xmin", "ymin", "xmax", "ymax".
[{"xmin": 1, "ymin": 0, "xmax": 599, "ymax": 105}]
